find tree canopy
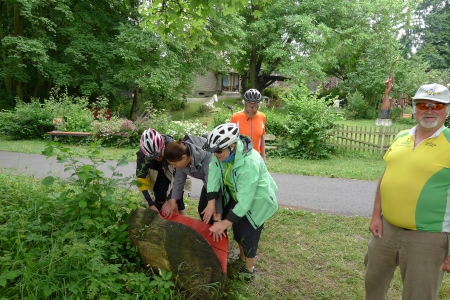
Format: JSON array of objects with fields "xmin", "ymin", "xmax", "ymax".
[
  {"xmin": 0, "ymin": 0, "xmax": 445, "ymax": 114},
  {"xmin": 412, "ymin": 0, "xmax": 450, "ymax": 70}
]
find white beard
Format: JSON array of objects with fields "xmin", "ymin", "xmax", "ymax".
[{"xmin": 419, "ymin": 118, "xmax": 439, "ymax": 129}]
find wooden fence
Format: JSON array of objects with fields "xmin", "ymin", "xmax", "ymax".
[{"xmin": 329, "ymin": 125, "xmax": 410, "ymax": 154}]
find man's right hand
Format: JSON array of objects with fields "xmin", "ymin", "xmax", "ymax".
[{"xmin": 369, "ymin": 216, "xmax": 383, "ymax": 238}]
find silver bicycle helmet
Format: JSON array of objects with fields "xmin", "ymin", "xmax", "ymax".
[
  {"xmin": 243, "ymin": 88, "xmax": 262, "ymax": 103},
  {"xmin": 203, "ymin": 123, "xmax": 240, "ymax": 152},
  {"xmin": 140, "ymin": 128, "xmax": 165, "ymax": 158}
]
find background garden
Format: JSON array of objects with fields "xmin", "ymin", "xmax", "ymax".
[{"xmin": 2, "ymin": 86, "xmax": 450, "ymax": 299}]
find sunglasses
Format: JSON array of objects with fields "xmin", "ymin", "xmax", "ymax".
[
  {"xmin": 415, "ymin": 103, "xmax": 447, "ymax": 111},
  {"xmin": 214, "ymin": 149, "xmax": 225, "ymax": 154}
]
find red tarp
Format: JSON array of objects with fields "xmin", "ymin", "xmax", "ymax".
[{"xmin": 159, "ymin": 213, "xmax": 229, "ymax": 273}]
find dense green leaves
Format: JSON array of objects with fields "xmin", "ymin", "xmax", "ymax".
[
  {"xmin": 412, "ymin": 0, "xmax": 450, "ymax": 69},
  {"xmin": 0, "ymin": 144, "xmax": 176, "ymax": 298}
]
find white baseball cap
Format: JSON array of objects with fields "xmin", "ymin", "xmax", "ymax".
[{"xmin": 412, "ymin": 83, "xmax": 450, "ymax": 104}]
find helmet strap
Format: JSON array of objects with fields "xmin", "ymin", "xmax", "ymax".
[{"xmin": 222, "ymin": 147, "xmax": 235, "ymax": 163}]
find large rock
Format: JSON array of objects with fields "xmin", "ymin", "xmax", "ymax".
[{"xmin": 127, "ymin": 207, "xmax": 228, "ymax": 299}]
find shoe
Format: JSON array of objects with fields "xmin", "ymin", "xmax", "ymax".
[{"xmin": 238, "ymin": 266, "xmax": 255, "ymax": 282}]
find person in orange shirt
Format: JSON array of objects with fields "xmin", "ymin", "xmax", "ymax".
[{"xmin": 230, "ymin": 89, "xmax": 267, "ymax": 163}]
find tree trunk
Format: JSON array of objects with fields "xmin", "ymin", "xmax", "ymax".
[
  {"xmin": 13, "ymin": 3, "xmax": 24, "ymax": 100},
  {"xmin": 215, "ymin": 73, "xmax": 222, "ymax": 93},
  {"xmin": 129, "ymin": 86, "xmax": 142, "ymax": 121},
  {"xmin": 127, "ymin": 208, "xmax": 228, "ymax": 299},
  {"xmin": 249, "ymin": 49, "xmax": 258, "ymax": 88}
]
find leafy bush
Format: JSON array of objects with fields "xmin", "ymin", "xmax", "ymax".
[
  {"xmin": 0, "ymin": 99, "xmax": 54, "ymax": 140},
  {"xmin": 366, "ymin": 108, "xmax": 379, "ymax": 119},
  {"xmin": 278, "ymin": 85, "xmax": 338, "ymax": 159},
  {"xmin": 263, "ymin": 86, "xmax": 285, "ymax": 101},
  {"xmin": 344, "ymin": 90, "xmax": 371, "ymax": 120},
  {"xmin": 390, "ymin": 107, "xmax": 402, "ymax": 120},
  {"xmin": 212, "ymin": 109, "xmax": 232, "ymax": 127},
  {"xmin": 45, "ymin": 91, "xmax": 94, "ymax": 132},
  {"xmin": 91, "ymin": 117, "xmax": 140, "ymax": 148},
  {"xmin": 0, "ymin": 144, "xmax": 178, "ymax": 299},
  {"xmin": 196, "ymin": 104, "xmax": 210, "ymax": 116},
  {"xmin": 263, "ymin": 108, "xmax": 288, "ymax": 137},
  {"xmin": 396, "ymin": 117, "xmax": 416, "ymax": 126},
  {"xmin": 165, "ymin": 120, "xmax": 209, "ymax": 140}
]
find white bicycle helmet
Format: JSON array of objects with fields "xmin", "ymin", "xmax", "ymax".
[
  {"xmin": 140, "ymin": 128, "xmax": 165, "ymax": 158},
  {"xmin": 203, "ymin": 123, "xmax": 240, "ymax": 152},
  {"xmin": 243, "ymin": 88, "xmax": 262, "ymax": 103}
]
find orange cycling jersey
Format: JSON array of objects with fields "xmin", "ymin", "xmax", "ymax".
[{"xmin": 230, "ymin": 111, "xmax": 266, "ymax": 153}]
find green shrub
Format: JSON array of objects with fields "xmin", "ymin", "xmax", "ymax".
[
  {"xmin": 279, "ymin": 85, "xmax": 338, "ymax": 159},
  {"xmin": 390, "ymin": 107, "xmax": 402, "ymax": 120},
  {"xmin": 91, "ymin": 117, "xmax": 140, "ymax": 148},
  {"xmin": 212, "ymin": 109, "xmax": 232, "ymax": 127},
  {"xmin": 344, "ymin": 90, "xmax": 371, "ymax": 120},
  {"xmin": 165, "ymin": 120, "xmax": 209, "ymax": 140},
  {"xmin": 263, "ymin": 86, "xmax": 285, "ymax": 101},
  {"xmin": 0, "ymin": 99, "xmax": 54, "ymax": 140},
  {"xmin": 45, "ymin": 91, "xmax": 94, "ymax": 132},
  {"xmin": 0, "ymin": 144, "xmax": 177, "ymax": 299},
  {"xmin": 396, "ymin": 117, "xmax": 416, "ymax": 126},
  {"xmin": 263, "ymin": 109, "xmax": 288, "ymax": 137}
]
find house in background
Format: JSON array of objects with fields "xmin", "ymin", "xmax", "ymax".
[{"xmin": 191, "ymin": 70, "xmax": 241, "ymax": 97}]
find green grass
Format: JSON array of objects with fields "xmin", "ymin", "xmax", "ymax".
[
  {"xmin": 267, "ymin": 150, "xmax": 384, "ymax": 181},
  {"xmin": 180, "ymin": 199, "xmax": 450, "ymax": 299},
  {"xmin": 0, "ymin": 138, "xmax": 137, "ymax": 161}
]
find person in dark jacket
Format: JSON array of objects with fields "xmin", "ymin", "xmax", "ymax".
[{"xmin": 136, "ymin": 128, "xmax": 190, "ymax": 214}]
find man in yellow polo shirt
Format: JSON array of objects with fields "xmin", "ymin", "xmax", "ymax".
[
  {"xmin": 365, "ymin": 83, "xmax": 450, "ymax": 299},
  {"xmin": 230, "ymin": 89, "xmax": 267, "ymax": 163}
]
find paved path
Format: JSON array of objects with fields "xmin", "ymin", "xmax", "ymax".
[{"xmin": 0, "ymin": 151, "xmax": 377, "ymax": 217}]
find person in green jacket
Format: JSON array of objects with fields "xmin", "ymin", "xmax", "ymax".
[{"xmin": 203, "ymin": 123, "xmax": 278, "ymax": 276}]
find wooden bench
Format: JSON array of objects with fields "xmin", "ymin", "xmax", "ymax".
[
  {"xmin": 264, "ymin": 133, "xmax": 278, "ymax": 150},
  {"xmin": 47, "ymin": 131, "xmax": 92, "ymax": 141}
]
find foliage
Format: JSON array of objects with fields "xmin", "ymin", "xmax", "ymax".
[
  {"xmin": 0, "ymin": 143, "xmax": 182, "ymax": 299},
  {"xmin": 344, "ymin": 90, "xmax": 371, "ymax": 120},
  {"xmin": 0, "ymin": 0, "xmax": 140, "ymax": 102},
  {"xmin": 212, "ymin": 109, "xmax": 233, "ymax": 127},
  {"xmin": 0, "ymin": 99, "xmax": 54, "ymax": 140},
  {"xmin": 278, "ymin": 85, "xmax": 338, "ymax": 159},
  {"xmin": 390, "ymin": 107, "xmax": 402, "ymax": 121},
  {"xmin": 0, "ymin": 90, "xmax": 100, "ymax": 140},
  {"xmin": 164, "ymin": 120, "xmax": 209, "ymax": 140},
  {"xmin": 445, "ymin": 116, "xmax": 450, "ymax": 129},
  {"xmin": 45, "ymin": 91, "xmax": 95, "ymax": 132},
  {"xmin": 140, "ymin": 0, "xmax": 248, "ymax": 48},
  {"xmin": 112, "ymin": 23, "xmax": 219, "ymax": 120},
  {"xmin": 410, "ymin": 0, "xmax": 450, "ymax": 69},
  {"xmin": 91, "ymin": 117, "xmax": 139, "ymax": 148},
  {"xmin": 263, "ymin": 108, "xmax": 289, "ymax": 137},
  {"xmin": 397, "ymin": 116, "xmax": 417, "ymax": 126},
  {"xmin": 263, "ymin": 86, "xmax": 284, "ymax": 101},
  {"xmin": 196, "ymin": 104, "xmax": 211, "ymax": 116}
]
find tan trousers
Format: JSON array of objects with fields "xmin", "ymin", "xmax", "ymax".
[{"xmin": 364, "ymin": 217, "xmax": 448, "ymax": 300}]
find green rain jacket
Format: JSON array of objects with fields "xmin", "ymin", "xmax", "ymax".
[{"xmin": 206, "ymin": 135, "xmax": 278, "ymax": 229}]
